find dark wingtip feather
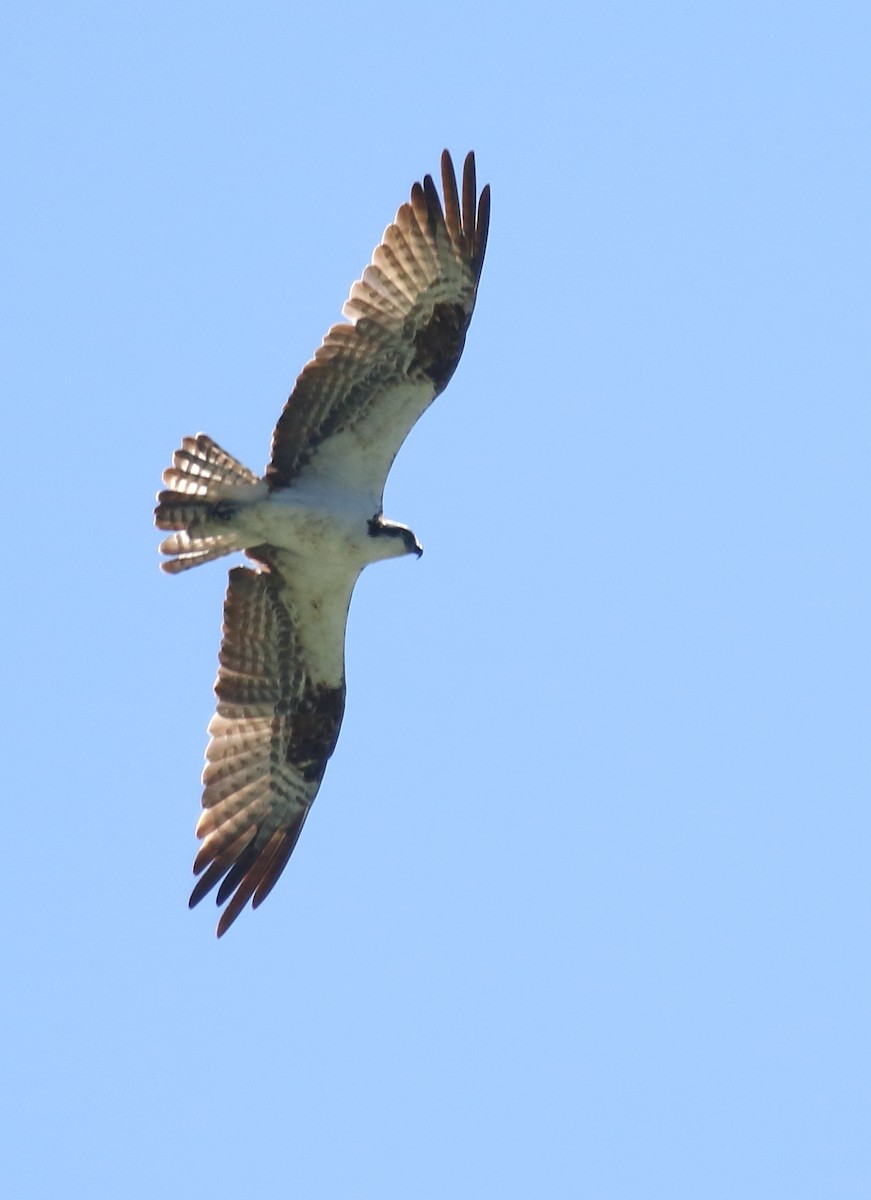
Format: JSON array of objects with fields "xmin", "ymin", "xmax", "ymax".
[
  {"xmin": 461, "ymin": 152, "xmax": 477, "ymax": 249},
  {"xmin": 440, "ymin": 150, "xmax": 463, "ymax": 249},
  {"xmin": 189, "ymin": 861, "xmax": 224, "ymax": 909},
  {"xmin": 191, "ymin": 816, "xmax": 306, "ymax": 936},
  {"xmin": 214, "ymin": 831, "xmax": 289, "ymax": 936},
  {"xmin": 251, "ymin": 836, "xmax": 296, "ymax": 908},
  {"xmin": 189, "ymin": 828, "xmax": 258, "ymax": 908},
  {"xmin": 421, "ymin": 172, "xmax": 443, "ymax": 235},
  {"xmin": 473, "ymin": 183, "xmax": 491, "ymax": 277},
  {"xmin": 409, "ymin": 179, "xmax": 429, "ymax": 229}
]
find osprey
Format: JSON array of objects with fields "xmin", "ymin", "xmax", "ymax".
[{"xmin": 155, "ymin": 151, "xmax": 490, "ymax": 936}]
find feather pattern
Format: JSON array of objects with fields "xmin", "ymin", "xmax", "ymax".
[
  {"xmin": 189, "ymin": 549, "xmax": 351, "ymax": 936},
  {"xmin": 266, "ymin": 151, "xmax": 490, "ymax": 495}
]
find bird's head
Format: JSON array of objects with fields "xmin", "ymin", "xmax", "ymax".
[{"xmin": 366, "ymin": 514, "xmax": 423, "ymax": 561}]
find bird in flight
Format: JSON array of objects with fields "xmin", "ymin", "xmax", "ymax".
[{"xmin": 155, "ymin": 151, "xmax": 490, "ymax": 935}]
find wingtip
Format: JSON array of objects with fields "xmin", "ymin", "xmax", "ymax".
[{"xmin": 436, "ymin": 149, "xmax": 489, "ymax": 273}]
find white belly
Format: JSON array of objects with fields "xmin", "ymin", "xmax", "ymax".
[{"xmin": 241, "ymin": 480, "xmax": 389, "ymax": 568}]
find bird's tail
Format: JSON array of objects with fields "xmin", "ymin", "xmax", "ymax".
[{"xmin": 155, "ymin": 434, "xmax": 263, "ymax": 574}]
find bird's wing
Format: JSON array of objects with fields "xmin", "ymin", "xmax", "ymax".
[
  {"xmin": 266, "ymin": 150, "xmax": 490, "ymax": 498},
  {"xmin": 189, "ymin": 547, "xmax": 355, "ymax": 936}
]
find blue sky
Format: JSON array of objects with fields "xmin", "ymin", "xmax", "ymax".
[{"xmin": 2, "ymin": 2, "xmax": 869, "ymax": 1196}]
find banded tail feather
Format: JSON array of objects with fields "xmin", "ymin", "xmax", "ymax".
[{"xmin": 155, "ymin": 434, "xmax": 264, "ymax": 574}]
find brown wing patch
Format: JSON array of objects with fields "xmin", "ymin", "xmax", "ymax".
[
  {"xmin": 410, "ymin": 300, "xmax": 470, "ymax": 391},
  {"xmin": 286, "ymin": 682, "xmax": 346, "ymax": 783}
]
